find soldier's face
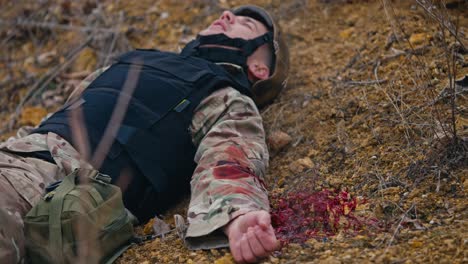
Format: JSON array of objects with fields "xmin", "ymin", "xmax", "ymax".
[{"xmin": 199, "ymin": 10, "xmax": 268, "ymax": 40}]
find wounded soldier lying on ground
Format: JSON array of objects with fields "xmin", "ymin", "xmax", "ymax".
[{"xmin": 0, "ymin": 4, "xmax": 289, "ymax": 264}]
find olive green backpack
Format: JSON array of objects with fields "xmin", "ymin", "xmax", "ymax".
[{"xmin": 24, "ymin": 169, "xmax": 137, "ymax": 264}]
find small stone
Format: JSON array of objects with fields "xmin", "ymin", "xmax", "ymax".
[
  {"xmin": 160, "ymin": 12, "xmax": 169, "ymax": 19},
  {"xmin": 37, "ymin": 50, "xmax": 57, "ymax": 67},
  {"xmin": 306, "ymin": 239, "xmax": 324, "ymax": 250},
  {"xmin": 213, "ymin": 254, "xmax": 235, "ymax": 264},
  {"xmin": 153, "ymin": 216, "xmax": 171, "ymax": 237},
  {"xmin": 290, "ymin": 157, "xmax": 314, "ymax": 173},
  {"xmin": 269, "ymin": 256, "xmax": 279, "ymax": 263},
  {"xmin": 210, "ymin": 248, "xmax": 220, "ymax": 257},
  {"xmin": 297, "ymin": 157, "xmax": 313, "ymax": 168},
  {"xmin": 381, "ymin": 186, "xmax": 402, "ymax": 196},
  {"xmin": 409, "ymin": 33, "xmax": 430, "ymax": 46},
  {"xmin": 267, "ymin": 130, "xmax": 292, "ymax": 152},
  {"xmin": 307, "ymin": 149, "xmax": 319, "ymax": 157},
  {"xmin": 339, "ymin": 27, "xmax": 354, "ymax": 39},
  {"xmin": 409, "ymin": 240, "xmax": 423, "ymax": 248}
]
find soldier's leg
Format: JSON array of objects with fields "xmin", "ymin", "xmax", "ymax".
[
  {"xmin": 0, "ymin": 150, "xmax": 60, "ymax": 264},
  {"xmin": 0, "ymin": 174, "xmax": 31, "ymax": 263}
]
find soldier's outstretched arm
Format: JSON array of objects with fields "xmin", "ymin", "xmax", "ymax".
[{"xmin": 185, "ymin": 87, "xmax": 278, "ymax": 262}]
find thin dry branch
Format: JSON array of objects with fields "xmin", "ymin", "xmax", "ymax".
[
  {"xmin": 440, "ymin": 22, "xmax": 458, "ymax": 141},
  {"xmin": 100, "ymin": 12, "xmax": 124, "ymax": 68},
  {"xmin": 385, "ymin": 203, "xmax": 416, "ymax": 250},
  {"xmin": 373, "ymin": 60, "xmax": 412, "ymax": 145},
  {"xmin": 406, "ymin": 82, "xmax": 468, "ymax": 115},
  {"xmin": 343, "ymin": 79, "xmax": 388, "ymax": 86}
]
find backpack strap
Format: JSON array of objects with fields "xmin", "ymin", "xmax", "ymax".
[
  {"xmin": 103, "ymin": 243, "xmax": 135, "ymax": 264},
  {"xmin": 48, "ymin": 169, "xmax": 78, "ymax": 260}
]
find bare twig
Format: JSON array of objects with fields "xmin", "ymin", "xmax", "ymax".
[
  {"xmin": 435, "ymin": 168, "xmax": 441, "ymax": 192},
  {"xmin": 101, "ymin": 12, "xmax": 124, "ymax": 67},
  {"xmin": 380, "ymin": 46, "xmax": 430, "ymax": 64},
  {"xmin": 272, "ymin": 103, "xmax": 289, "ymax": 131},
  {"xmin": 343, "ymin": 79, "xmax": 388, "ymax": 86},
  {"xmin": 449, "ymin": 16, "xmax": 459, "ymax": 143},
  {"xmin": 373, "ymin": 60, "xmax": 412, "ymax": 145},
  {"xmin": 406, "ymin": 84, "xmax": 467, "ymax": 114},
  {"xmin": 441, "ymin": 23, "xmax": 458, "ymax": 141},
  {"xmin": 336, "ymin": 45, "xmax": 366, "ymax": 77},
  {"xmin": 385, "ymin": 203, "xmax": 415, "ymax": 250}
]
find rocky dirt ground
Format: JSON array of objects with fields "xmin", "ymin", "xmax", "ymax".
[{"xmin": 1, "ymin": 0, "xmax": 467, "ymax": 263}]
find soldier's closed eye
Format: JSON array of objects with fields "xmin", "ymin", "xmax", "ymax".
[{"xmin": 243, "ymin": 18, "xmax": 258, "ymax": 32}]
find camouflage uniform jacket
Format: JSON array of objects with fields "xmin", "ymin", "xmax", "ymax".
[{"xmin": 1, "ymin": 65, "xmax": 270, "ymax": 249}]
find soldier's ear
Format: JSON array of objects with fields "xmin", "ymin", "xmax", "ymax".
[{"xmin": 247, "ymin": 61, "xmax": 270, "ymax": 81}]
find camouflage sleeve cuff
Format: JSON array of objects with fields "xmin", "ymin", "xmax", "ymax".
[{"xmin": 184, "ymin": 208, "xmax": 257, "ymax": 250}]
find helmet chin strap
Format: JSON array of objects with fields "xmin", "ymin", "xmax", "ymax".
[{"xmin": 181, "ymin": 32, "xmax": 273, "ymax": 72}]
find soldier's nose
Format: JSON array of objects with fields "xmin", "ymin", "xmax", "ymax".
[{"xmin": 220, "ymin": 10, "xmax": 235, "ymax": 24}]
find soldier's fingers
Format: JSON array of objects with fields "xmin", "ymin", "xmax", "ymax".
[
  {"xmin": 246, "ymin": 227, "xmax": 268, "ymax": 258},
  {"xmin": 255, "ymin": 225, "xmax": 280, "ymax": 252},
  {"xmin": 230, "ymin": 237, "xmax": 244, "ymax": 263},
  {"xmin": 240, "ymin": 234, "xmax": 257, "ymax": 263},
  {"xmin": 257, "ymin": 211, "xmax": 271, "ymax": 230}
]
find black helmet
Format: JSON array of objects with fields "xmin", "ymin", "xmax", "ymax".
[{"xmin": 233, "ymin": 5, "xmax": 290, "ymax": 108}]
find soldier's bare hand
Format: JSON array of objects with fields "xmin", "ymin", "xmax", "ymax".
[{"xmin": 223, "ymin": 210, "xmax": 279, "ymax": 263}]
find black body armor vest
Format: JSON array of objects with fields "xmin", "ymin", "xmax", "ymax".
[{"xmin": 32, "ymin": 49, "xmax": 251, "ymax": 221}]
